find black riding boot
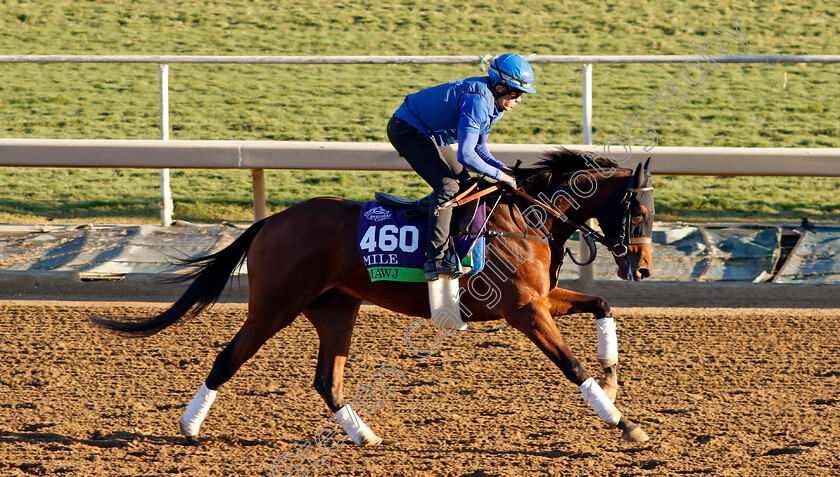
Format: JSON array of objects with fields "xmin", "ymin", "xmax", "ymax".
[{"xmin": 423, "ymin": 193, "xmax": 461, "ymax": 281}]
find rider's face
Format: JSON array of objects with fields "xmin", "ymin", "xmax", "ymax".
[{"xmin": 496, "ymin": 88, "xmax": 523, "ymax": 111}]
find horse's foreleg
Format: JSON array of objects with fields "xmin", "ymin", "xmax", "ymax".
[
  {"xmin": 304, "ymin": 290, "xmax": 385, "ymax": 446},
  {"xmin": 506, "ymin": 304, "xmax": 648, "ymax": 442},
  {"xmin": 545, "ymin": 288, "xmax": 619, "ymax": 402}
]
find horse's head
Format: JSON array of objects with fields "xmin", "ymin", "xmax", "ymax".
[
  {"xmin": 596, "ymin": 159, "xmax": 654, "ymax": 281},
  {"xmin": 509, "ymin": 148, "xmax": 655, "ymax": 282}
]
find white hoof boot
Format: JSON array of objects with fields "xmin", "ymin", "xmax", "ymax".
[
  {"xmin": 180, "ymin": 382, "xmax": 217, "ymax": 439},
  {"xmin": 580, "ymin": 378, "xmax": 621, "ymax": 425},
  {"xmin": 333, "ymin": 404, "xmax": 382, "ymax": 446}
]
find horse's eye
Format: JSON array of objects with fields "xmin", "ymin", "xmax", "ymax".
[{"xmin": 631, "ymin": 206, "xmax": 649, "ymax": 224}]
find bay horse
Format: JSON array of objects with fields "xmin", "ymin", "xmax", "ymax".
[{"xmin": 92, "ymin": 148, "xmax": 654, "ymax": 446}]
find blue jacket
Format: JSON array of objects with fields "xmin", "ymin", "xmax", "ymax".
[{"xmin": 393, "ymin": 76, "xmax": 507, "ymax": 179}]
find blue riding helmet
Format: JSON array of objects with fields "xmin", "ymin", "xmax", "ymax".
[{"xmin": 488, "ymin": 53, "xmax": 537, "ymax": 94}]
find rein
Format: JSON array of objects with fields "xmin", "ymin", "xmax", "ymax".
[
  {"xmin": 440, "ymin": 175, "xmax": 649, "ymax": 267},
  {"xmin": 440, "ymin": 182, "xmax": 549, "ymax": 244},
  {"xmin": 453, "ymin": 186, "xmax": 607, "ymax": 269},
  {"xmin": 456, "ymin": 192, "xmax": 549, "ymax": 246},
  {"xmin": 512, "ymin": 188, "xmax": 630, "ymax": 259},
  {"xmin": 438, "ymin": 182, "xmax": 502, "ymax": 211}
]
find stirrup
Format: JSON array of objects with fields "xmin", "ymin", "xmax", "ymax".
[
  {"xmin": 443, "ymin": 247, "xmax": 464, "ymax": 278},
  {"xmin": 423, "ymin": 259, "xmax": 460, "ymax": 281}
]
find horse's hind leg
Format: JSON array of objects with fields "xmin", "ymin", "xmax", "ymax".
[
  {"xmin": 180, "ymin": 306, "xmax": 303, "ymax": 442},
  {"xmin": 546, "ymin": 287, "xmax": 619, "ymax": 403},
  {"xmin": 303, "ymin": 289, "xmax": 385, "ymax": 446}
]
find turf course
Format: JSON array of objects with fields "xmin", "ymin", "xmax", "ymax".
[{"xmin": 1, "ymin": 1, "xmax": 838, "ymax": 224}]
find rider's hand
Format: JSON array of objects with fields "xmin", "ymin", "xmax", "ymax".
[{"xmin": 498, "ymin": 172, "xmax": 517, "ymax": 190}]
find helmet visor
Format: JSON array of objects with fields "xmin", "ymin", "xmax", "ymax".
[{"xmin": 491, "ymin": 63, "xmax": 535, "ymax": 92}]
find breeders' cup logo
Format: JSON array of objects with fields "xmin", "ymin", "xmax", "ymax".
[{"xmin": 364, "ymin": 206, "xmax": 392, "ymax": 222}]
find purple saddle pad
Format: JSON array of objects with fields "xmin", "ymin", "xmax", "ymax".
[{"xmin": 357, "ymin": 200, "xmax": 486, "ymax": 282}]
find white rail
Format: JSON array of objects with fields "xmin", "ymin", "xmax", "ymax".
[{"xmin": 2, "ymin": 139, "xmax": 838, "ymax": 174}]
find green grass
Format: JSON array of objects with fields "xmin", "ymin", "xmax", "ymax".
[
  {"xmin": 0, "ymin": 167, "xmax": 435, "ymax": 224},
  {"xmin": 1, "ymin": 1, "xmax": 839, "ymax": 225}
]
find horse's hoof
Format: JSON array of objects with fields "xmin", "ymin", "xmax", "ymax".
[
  {"xmin": 622, "ymin": 426, "xmax": 650, "ymax": 442},
  {"xmin": 184, "ymin": 435, "xmax": 202, "ymax": 446},
  {"xmin": 379, "ymin": 438, "xmax": 398, "ymax": 446},
  {"xmin": 618, "ymin": 417, "xmax": 649, "ymax": 442}
]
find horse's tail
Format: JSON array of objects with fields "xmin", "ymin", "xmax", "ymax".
[{"xmin": 90, "ymin": 219, "xmax": 267, "ymax": 337}]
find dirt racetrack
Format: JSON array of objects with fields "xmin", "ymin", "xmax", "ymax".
[{"xmin": 1, "ymin": 301, "xmax": 838, "ymax": 476}]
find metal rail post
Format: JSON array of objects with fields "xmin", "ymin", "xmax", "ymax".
[
  {"xmin": 159, "ymin": 63, "xmax": 173, "ymax": 226},
  {"xmin": 579, "ymin": 63, "xmax": 595, "ymax": 283}
]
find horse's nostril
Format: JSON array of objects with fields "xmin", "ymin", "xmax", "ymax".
[{"xmin": 638, "ymin": 268, "xmax": 651, "ymax": 279}]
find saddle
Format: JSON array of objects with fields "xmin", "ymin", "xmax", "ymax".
[{"xmin": 374, "ymin": 178, "xmax": 489, "ymax": 237}]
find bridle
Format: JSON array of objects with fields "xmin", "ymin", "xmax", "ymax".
[
  {"xmin": 510, "ymin": 170, "xmax": 653, "ymax": 266},
  {"xmin": 445, "ymin": 166, "xmax": 653, "ymax": 268}
]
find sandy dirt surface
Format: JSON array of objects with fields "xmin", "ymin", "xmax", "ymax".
[{"xmin": 1, "ymin": 301, "xmax": 838, "ymax": 476}]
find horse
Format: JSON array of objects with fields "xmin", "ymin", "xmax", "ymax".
[{"xmin": 91, "ymin": 147, "xmax": 655, "ymax": 447}]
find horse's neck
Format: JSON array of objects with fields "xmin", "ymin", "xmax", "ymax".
[
  {"xmin": 536, "ymin": 172, "xmax": 630, "ymax": 242},
  {"xmin": 487, "ymin": 171, "xmax": 629, "ymax": 240}
]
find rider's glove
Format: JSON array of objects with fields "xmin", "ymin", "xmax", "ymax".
[{"xmin": 497, "ymin": 171, "xmax": 518, "ymax": 190}]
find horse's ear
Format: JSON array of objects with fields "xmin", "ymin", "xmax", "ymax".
[
  {"xmin": 644, "ymin": 157, "xmax": 651, "ymax": 173},
  {"xmin": 633, "ymin": 162, "xmax": 644, "ymax": 188}
]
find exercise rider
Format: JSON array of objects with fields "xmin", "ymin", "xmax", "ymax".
[{"xmin": 387, "ymin": 53, "xmax": 537, "ymax": 281}]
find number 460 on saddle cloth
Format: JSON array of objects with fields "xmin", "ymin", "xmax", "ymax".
[{"xmin": 356, "ymin": 201, "xmax": 486, "ymax": 282}]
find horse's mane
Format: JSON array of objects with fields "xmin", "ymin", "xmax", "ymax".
[{"xmin": 511, "ymin": 147, "xmax": 618, "ymax": 187}]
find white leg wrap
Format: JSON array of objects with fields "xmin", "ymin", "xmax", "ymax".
[
  {"xmin": 180, "ymin": 382, "xmax": 217, "ymax": 437},
  {"xmin": 333, "ymin": 404, "xmax": 382, "ymax": 446},
  {"xmin": 580, "ymin": 377, "xmax": 622, "ymax": 425},
  {"xmin": 596, "ymin": 317, "xmax": 618, "ymax": 368},
  {"xmin": 428, "ymin": 276, "xmax": 466, "ymax": 331}
]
